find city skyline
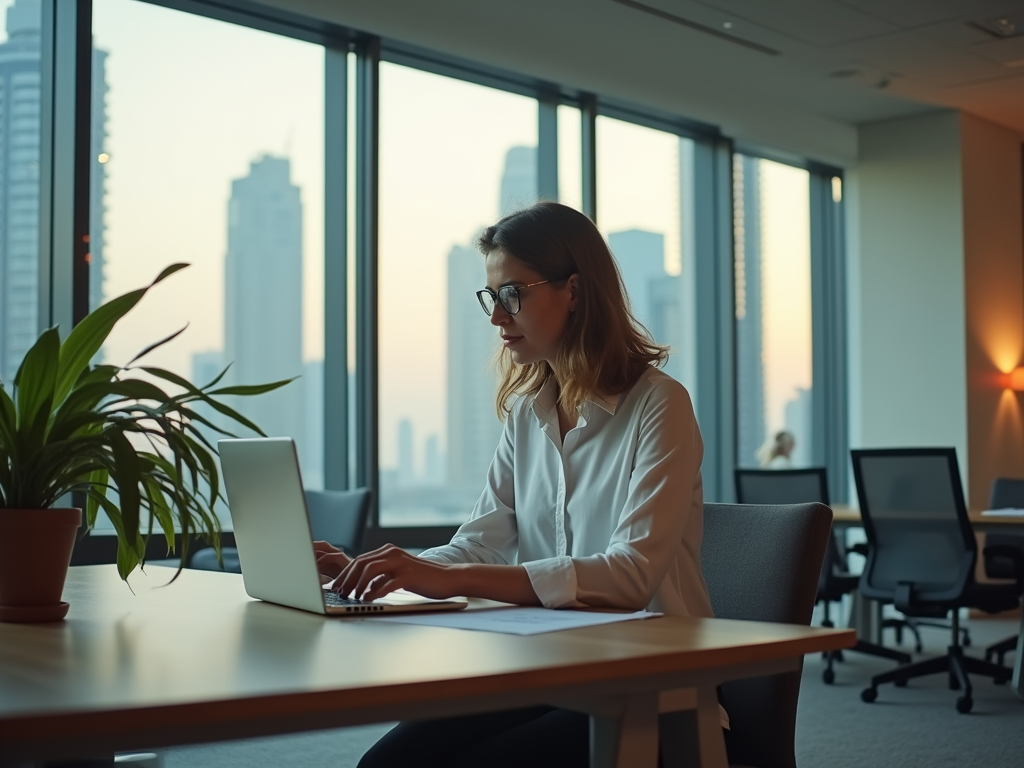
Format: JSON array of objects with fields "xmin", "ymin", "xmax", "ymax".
[{"xmin": 0, "ymin": 0, "xmax": 108, "ymax": 382}]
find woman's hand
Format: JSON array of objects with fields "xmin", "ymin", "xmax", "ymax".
[
  {"xmin": 333, "ymin": 545, "xmax": 459, "ymax": 602},
  {"xmin": 314, "ymin": 541, "xmax": 352, "ymax": 584}
]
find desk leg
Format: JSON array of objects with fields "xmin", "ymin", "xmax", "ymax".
[
  {"xmin": 589, "ymin": 692, "xmax": 658, "ymax": 768},
  {"xmin": 1014, "ymin": 610, "xmax": 1024, "ymax": 700},
  {"xmin": 695, "ymin": 685, "xmax": 728, "ymax": 768}
]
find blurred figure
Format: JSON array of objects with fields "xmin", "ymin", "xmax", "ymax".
[{"xmin": 758, "ymin": 430, "xmax": 795, "ymax": 468}]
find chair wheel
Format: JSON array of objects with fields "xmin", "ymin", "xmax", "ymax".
[
  {"xmin": 956, "ymin": 696, "xmax": 973, "ymax": 714},
  {"xmin": 861, "ymin": 687, "xmax": 877, "ymax": 703},
  {"xmin": 894, "ymin": 678, "xmax": 907, "ymax": 688},
  {"xmin": 994, "ymin": 677, "xmax": 1007, "ymax": 686},
  {"xmin": 823, "ymin": 668, "xmax": 835, "ymax": 684},
  {"xmin": 962, "ymin": 633, "xmax": 971, "ymax": 648}
]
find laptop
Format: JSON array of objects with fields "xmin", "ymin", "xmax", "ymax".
[{"xmin": 218, "ymin": 437, "xmax": 468, "ymax": 616}]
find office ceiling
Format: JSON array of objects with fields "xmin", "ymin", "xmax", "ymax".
[
  {"xmin": 661, "ymin": 0, "xmax": 1024, "ymax": 131},
  {"xmin": 275, "ymin": 0, "xmax": 1024, "ymax": 154}
]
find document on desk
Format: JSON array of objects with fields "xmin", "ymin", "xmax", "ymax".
[
  {"xmin": 365, "ymin": 607, "xmax": 662, "ymax": 635},
  {"xmin": 981, "ymin": 508, "xmax": 1024, "ymax": 517}
]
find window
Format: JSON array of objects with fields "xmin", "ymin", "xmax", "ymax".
[
  {"xmin": 0, "ymin": 0, "xmax": 42, "ymax": 386},
  {"xmin": 733, "ymin": 155, "xmax": 812, "ymax": 468},
  {"xmin": 91, "ymin": 0, "xmax": 326, "ymax": 529},
  {"xmin": 595, "ymin": 116, "xmax": 698, "ymax": 401},
  {"xmin": 377, "ymin": 62, "xmax": 537, "ymax": 526}
]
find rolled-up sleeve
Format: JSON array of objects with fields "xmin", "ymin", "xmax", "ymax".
[{"xmin": 570, "ymin": 383, "xmax": 703, "ymax": 610}]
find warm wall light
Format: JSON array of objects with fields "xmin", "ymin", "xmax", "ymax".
[{"xmin": 1009, "ymin": 367, "xmax": 1024, "ymax": 390}]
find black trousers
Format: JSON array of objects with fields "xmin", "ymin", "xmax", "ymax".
[{"xmin": 357, "ymin": 705, "xmax": 662, "ymax": 768}]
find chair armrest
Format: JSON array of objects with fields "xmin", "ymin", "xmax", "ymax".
[{"xmin": 984, "ymin": 544, "xmax": 1024, "ymax": 590}]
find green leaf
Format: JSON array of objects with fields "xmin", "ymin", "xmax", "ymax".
[
  {"xmin": 85, "ymin": 468, "xmax": 110, "ymax": 528},
  {"xmin": 54, "ymin": 263, "xmax": 189, "ymax": 406},
  {"xmin": 13, "ymin": 327, "xmax": 61, "ymax": 433},
  {"xmin": 206, "ymin": 378, "xmax": 296, "ymax": 397},
  {"xmin": 107, "ymin": 429, "xmax": 143, "ymax": 547},
  {"xmin": 126, "ymin": 325, "xmax": 188, "ymax": 366}
]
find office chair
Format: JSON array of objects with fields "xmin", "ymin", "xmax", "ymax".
[
  {"xmin": 734, "ymin": 467, "xmax": 912, "ymax": 683},
  {"xmin": 981, "ymin": 478, "xmax": 1024, "ymax": 668},
  {"xmin": 679, "ymin": 502, "xmax": 832, "ymax": 768},
  {"xmin": 189, "ymin": 487, "xmax": 372, "ymax": 572},
  {"xmin": 852, "ymin": 448, "xmax": 1024, "ymax": 713}
]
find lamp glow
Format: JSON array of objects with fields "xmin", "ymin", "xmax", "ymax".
[{"xmin": 1009, "ymin": 367, "xmax": 1024, "ymax": 390}]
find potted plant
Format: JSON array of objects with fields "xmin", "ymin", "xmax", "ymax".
[{"xmin": 0, "ymin": 263, "xmax": 290, "ymax": 622}]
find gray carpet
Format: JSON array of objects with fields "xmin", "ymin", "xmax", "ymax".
[{"xmin": 164, "ymin": 617, "xmax": 1024, "ymax": 768}]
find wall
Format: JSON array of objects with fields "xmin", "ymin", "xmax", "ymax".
[
  {"xmin": 961, "ymin": 113, "xmax": 1024, "ymax": 509},
  {"xmin": 847, "ymin": 110, "xmax": 969, "ymax": 496}
]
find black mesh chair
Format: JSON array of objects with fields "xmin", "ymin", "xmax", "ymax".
[
  {"xmin": 190, "ymin": 487, "xmax": 372, "ymax": 572},
  {"xmin": 853, "ymin": 448, "xmax": 1023, "ymax": 713},
  {"xmin": 982, "ymin": 478, "xmax": 1024, "ymax": 667},
  {"xmin": 734, "ymin": 468, "xmax": 912, "ymax": 683}
]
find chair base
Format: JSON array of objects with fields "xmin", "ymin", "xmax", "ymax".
[
  {"xmin": 983, "ymin": 634, "xmax": 1018, "ymax": 667},
  {"xmin": 860, "ymin": 645, "xmax": 1011, "ymax": 713},
  {"xmin": 821, "ymin": 639, "xmax": 911, "ymax": 684}
]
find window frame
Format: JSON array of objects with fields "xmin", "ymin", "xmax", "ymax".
[{"xmin": 46, "ymin": 0, "xmax": 846, "ymax": 557}]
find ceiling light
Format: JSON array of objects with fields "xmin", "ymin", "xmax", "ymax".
[
  {"xmin": 723, "ymin": 21, "xmax": 733, "ymax": 29},
  {"xmin": 970, "ymin": 14, "xmax": 1024, "ymax": 39}
]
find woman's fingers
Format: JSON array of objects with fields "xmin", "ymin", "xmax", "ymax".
[
  {"xmin": 335, "ymin": 546, "xmax": 409, "ymax": 598},
  {"xmin": 361, "ymin": 575, "xmax": 401, "ymax": 602},
  {"xmin": 316, "ymin": 551, "xmax": 351, "ymax": 578}
]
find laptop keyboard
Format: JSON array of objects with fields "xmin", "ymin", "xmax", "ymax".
[{"xmin": 322, "ymin": 590, "xmax": 387, "ymax": 612}]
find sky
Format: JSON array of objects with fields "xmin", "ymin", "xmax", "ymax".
[{"xmin": 2, "ymin": 0, "xmax": 812, "ymax": 468}]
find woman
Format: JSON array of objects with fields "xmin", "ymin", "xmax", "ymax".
[
  {"xmin": 757, "ymin": 430, "xmax": 795, "ymax": 469},
  {"xmin": 316, "ymin": 201, "xmax": 715, "ymax": 767}
]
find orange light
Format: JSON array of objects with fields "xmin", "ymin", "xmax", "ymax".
[{"xmin": 1009, "ymin": 367, "xmax": 1024, "ymax": 390}]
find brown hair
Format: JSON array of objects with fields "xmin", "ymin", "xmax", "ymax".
[{"xmin": 477, "ymin": 201, "xmax": 668, "ymax": 418}]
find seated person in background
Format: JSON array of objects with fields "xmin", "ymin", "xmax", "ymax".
[
  {"xmin": 315, "ymin": 201, "xmax": 716, "ymax": 768},
  {"xmin": 758, "ymin": 429, "xmax": 795, "ymax": 469}
]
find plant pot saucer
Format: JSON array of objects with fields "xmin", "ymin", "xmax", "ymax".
[{"xmin": 0, "ymin": 602, "xmax": 69, "ymax": 623}]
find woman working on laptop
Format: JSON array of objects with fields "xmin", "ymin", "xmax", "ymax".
[{"xmin": 316, "ymin": 201, "xmax": 715, "ymax": 768}]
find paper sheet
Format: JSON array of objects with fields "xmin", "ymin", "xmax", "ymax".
[
  {"xmin": 981, "ymin": 508, "xmax": 1024, "ymax": 517},
  {"xmin": 365, "ymin": 607, "xmax": 662, "ymax": 635}
]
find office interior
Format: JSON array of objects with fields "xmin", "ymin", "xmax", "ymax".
[{"xmin": 3, "ymin": 0, "xmax": 1024, "ymax": 764}]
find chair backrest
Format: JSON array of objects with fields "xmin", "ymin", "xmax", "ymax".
[
  {"xmin": 986, "ymin": 478, "xmax": 1024, "ymax": 579},
  {"xmin": 851, "ymin": 448, "xmax": 975, "ymax": 603},
  {"xmin": 989, "ymin": 477, "xmax": 1024, "ymax": 509},
  {"xmin": 734, "ymin": 467, "xmax": 844, "ymax": 594},
  {"xmin": 304, "ymin": 488, "xmax": 372, "ymax": 555},
  {"xmin": 734, "ymin": 467, "xmax": 830, "ymax": 506},
  {"xmin": 702, "ymin": 502, "xmax": 832, "ymax": 768}
]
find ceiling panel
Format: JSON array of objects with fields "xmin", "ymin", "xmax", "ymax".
[
  {"xmin": 692, "ymin": 0, "xmax": 898, "ymax": 45},
  {"xmin": 840, "ymin": 0, "xmax": 1023, "ymax": 29},
  {"xmin": 835, "ymin": 31, "xmax": 1010, "ymax": 85}
]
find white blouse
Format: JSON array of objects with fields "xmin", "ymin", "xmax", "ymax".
[{"xmin": 420, "ymin": 366, "xmax": 714, "ymax": 618}]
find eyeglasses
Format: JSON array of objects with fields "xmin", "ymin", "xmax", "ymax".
[{"xmin": 475, "ymin": 279, "xmax": 556, "ymax": 316}]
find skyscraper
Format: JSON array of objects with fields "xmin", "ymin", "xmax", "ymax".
[
  {"xmin": 223, "ymin": 154, "xmax": 305, "ymax": 449},
  {"xmin": 0, "ymin": 0, "xmax": 108, "ymax": 381},
  {"xmin": 498, "ymin": 145, "xmax": 536, "ymax": 217},
  {"xmin": 608, "ymin": 229, "xmax": 666, "ymax": 333},
  {"xmin": 445, "ymin": 241, "xmax": 502, "ymax": 489},
  {"xmin": 734, "ymin": 155, "xmax": 766, "ymax": 466}
]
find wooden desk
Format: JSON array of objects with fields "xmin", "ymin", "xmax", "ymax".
[
  {"xmin": 829, "ymin": 504, "xmax": 1024, "ymax": 700},
  {"xmin": 0, "ymin": 565, "xmax": 853, "ymax": 768},
  {"xmin": 831, "ymin": 504, "xmax": 1024, "ymax": 533}
]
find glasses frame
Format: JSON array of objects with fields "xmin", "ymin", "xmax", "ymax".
[{"xmin": 475, "ymin": 279, "xmax": 556, "ymax": 316}]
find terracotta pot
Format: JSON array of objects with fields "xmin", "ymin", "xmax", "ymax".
[{"xmin": 0, "ymin": 507, "xmax": 81, "ymax": 622}]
